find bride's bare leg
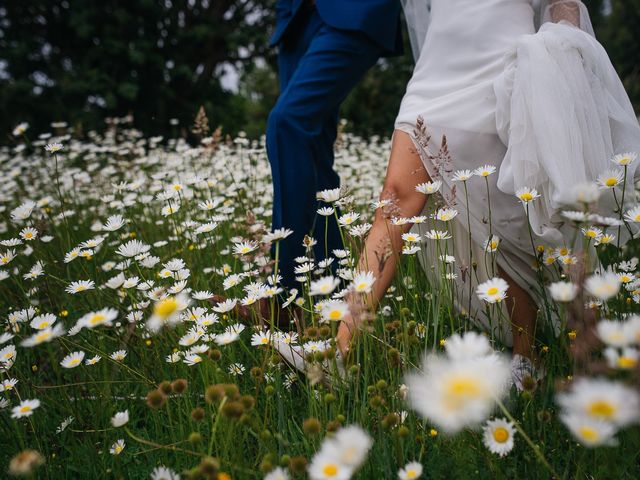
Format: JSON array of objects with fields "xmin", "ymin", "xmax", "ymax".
[
  {"xmin": 500, "ymin": 267, "xmax": 538, "ymax": 362},
  {"xmin": 335, "ymin": 131, "xmax": 539, "ymax": 365},
  {"xmin": 337, "ymin": 130, "xmax": 430, "ymax": 355}
]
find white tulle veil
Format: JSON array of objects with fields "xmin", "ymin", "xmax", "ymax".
[{"xmin": 400, "ymin": 0, "xmax": 640, "ymax": 243}]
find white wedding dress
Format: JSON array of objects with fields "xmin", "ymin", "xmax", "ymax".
[{"xmin": 394, "ymin": 0, "xmax": 640, "ymax": 343}]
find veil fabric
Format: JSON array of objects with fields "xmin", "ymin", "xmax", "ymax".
[
  {"xmin": 399, "ymin": 0, "xmax": 431, "ymax": 60},
  {"xmin": 400, "ymin": 0, "xmax": 640, "ymax": 241}
]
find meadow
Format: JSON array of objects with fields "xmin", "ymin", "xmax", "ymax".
[{"xmin": 1, "ymin": 118, "xmax": 639, "ymax": 479}]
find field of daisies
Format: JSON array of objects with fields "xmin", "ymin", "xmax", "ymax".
[{"xmin": 1, "ymin": 118, "xmax": 640, "ymax": 479}]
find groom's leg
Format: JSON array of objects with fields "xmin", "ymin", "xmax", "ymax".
[
  {"xmin": 266, "ymin": 23, "xmax": 381, "ymax": 288},
  {"xmin": 311, "ymin": 108, "xmax": 343, "ymax": 264}
]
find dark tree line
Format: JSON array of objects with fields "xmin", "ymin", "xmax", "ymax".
[
  {"xmin": 0, "ymin": 0, "xmax": 275, "ymax": 141},
  {"xmin": 0, "ymin": 0, "xmax": 637, "ymax": 142}
]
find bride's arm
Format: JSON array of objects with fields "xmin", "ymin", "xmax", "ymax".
[
  {"xmin": 545, "ymin": 0, "xmax": 583, "ymax": 28},
  {"xmin": 336, "ymin": 131, "xmax": 429, "ymax": 355}
]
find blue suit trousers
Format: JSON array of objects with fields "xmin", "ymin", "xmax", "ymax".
[{"xmin": 266, "ymin": 7, "xmax": 381, "ymax": 288}]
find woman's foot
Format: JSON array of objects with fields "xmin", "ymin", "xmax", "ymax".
[
  {"xmin": 273, "ymin": 340, "xmax": 345, "ymax": 379},
  {"xmin": 510, "ymin": 354, "xmax": 545, "ymax": 392}
]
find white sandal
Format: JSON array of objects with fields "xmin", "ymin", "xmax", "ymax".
[
  {"xmin": 273, "ymin": 340, "xmax": 346, "ymax": 379},
  {"xmin": 510, "ymin": 354, "xmax": 545, "ymax": 392}
]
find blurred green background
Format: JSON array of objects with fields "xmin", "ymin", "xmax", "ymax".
[{"xmin": 0, "ymin": 0, "xmax": 638, "ymax": 142}]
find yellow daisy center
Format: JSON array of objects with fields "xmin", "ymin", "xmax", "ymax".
[
  {"xmin": 322, "ymin": 464, "xmax": 338, "ymax": 477},
  {"xmin": 356, "ymin": 282, "xmax": 368, "ymax": 291},
  {"xmin": 68, "ymin": 359, "xmax": 81, "ymax": 367},
  {"xmin": 605, "ymin": 178, "xmax": 618, "ymax": 187},
  {"xmin": 329, "ymin": 310, "xmax": 343, "ymax": 320},
  {"xmin": 492, "ymin": 427, "xmax": 509, "ymax": 443},
  {"xmin": 446, "ymin": 376, "xmax": 483, "ymax": 408},
  {"xmin": 617, "ymin": 356, "xmax": 637, "ymax": 369},
  {"xmin": 579, "ymin": 426, "xmax": 599, "ymax": 442},
  {"xmin": 89, "ymin": 314, "xmax": 106, "ymax": 325},
  {"xmin": 35, "ymin": 332, "xmax": 51, "ymax": 343},
  {"xmin": 154, "ymin": 297, "xmax": 179, "ymax": 318},
  {"xmin": 406, "ymin": 470, "xmax": 419, "ymax": 479},
  {"xmin": 4, "ymin": 352, "xmax": 14, "ymax": 359},
  {"xmin": 519, "ymin": 193, "xmax": 533, "ymax": 201},
  {"xmin": 20, "ymin": 406, "xmax": 31, "ymax": 413},
  {"xmin": 588, "ymin": 400, "xmax": 617, "ymax": 419},
  {"xmin": 487, "ymin": 287, "xmax": 499, "ymax": 296}
]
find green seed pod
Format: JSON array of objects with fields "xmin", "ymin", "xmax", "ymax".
[
  {"xmin": 221, "ymin": 401, "xmax": 244, "ymax": 419},
  {"xmin": 259, "ymin": 459, "xmax": 273, "ymax": 474},
  {"xmin": 197, "ymin": 456, "xmax": 219, "ymax": 478},
  {"xmin": 381, "ymin": 413, "xmax": 399, "ymax": 430},
  {"xmin": 223, "ymin": 383, "xmax": 240, "ymax": 399},
  {"xmin": 376, "ymin": 379, "xmax": 388, "ymax": 391},
  {"xmin": 326, "ymin": 420, "xmax": 341, "ymax": 432},
  {"xmin": 289, "ymin": 456, "xmax": 308, "ymax": 474},
  {"xmin": 240, "ymin": 395, "xmax": 256, "ymax": 411},
  {"xmin": 369, "ymin": 395, "xmax": 384, "ymax": 409},
  {"xmin": 158, "ymin": 380, "xmax": 172, "ymax": 395},
  {"xmin": 191, "ymin": 407, "xmax": 205, "ymax": 422},
  {"xmin": 302, "ymin": 418, "xmax": 322, "ymax": 435},
  {"xmin": 388, "ymin": 348, "xmax": 401, "ymax": 366},
  {"xmin": 205, "ymin": 385, "xmax": 225, "ymax": 404},
  {"xmin": 171, "ymin": 378, "xmax": 188, "ymax": 394},
  {"xmin": 146, "ymin": 389, "xmax": 166, "ymax": 409}
]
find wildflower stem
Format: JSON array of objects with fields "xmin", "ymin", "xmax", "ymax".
[
  {"xmin": 496, "ymin": 399, "xmax": 559, "ymax": 477},
  {"xmin": 125, "ymin": 427, "xmax": 202, "ymax": 457}
]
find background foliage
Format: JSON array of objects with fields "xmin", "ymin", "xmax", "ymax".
[{"xmin": 0, "ymin": 0, "xmax": 637, "ymax": 142}]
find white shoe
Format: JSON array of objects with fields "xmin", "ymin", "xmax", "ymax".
[
  {"xmin": 510, "ymin": 354, "xmax": 545, "ymax": 392},
  {"xmin": 274, "ymin": 341, "xmax": 346, "ymax": 379}
]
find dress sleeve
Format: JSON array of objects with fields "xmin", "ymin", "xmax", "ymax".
[{"xmin": 539, "ymin": 0, "xmax": 595, "ymax": 36}]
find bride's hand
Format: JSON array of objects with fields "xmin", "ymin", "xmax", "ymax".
[
  {"xmin": 336, "ymin": 298, "xmax": 368, "ymax": 358},
  {"xmin": 336, "ymin": 313, "xmax": 356, "ymax": 358}
]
